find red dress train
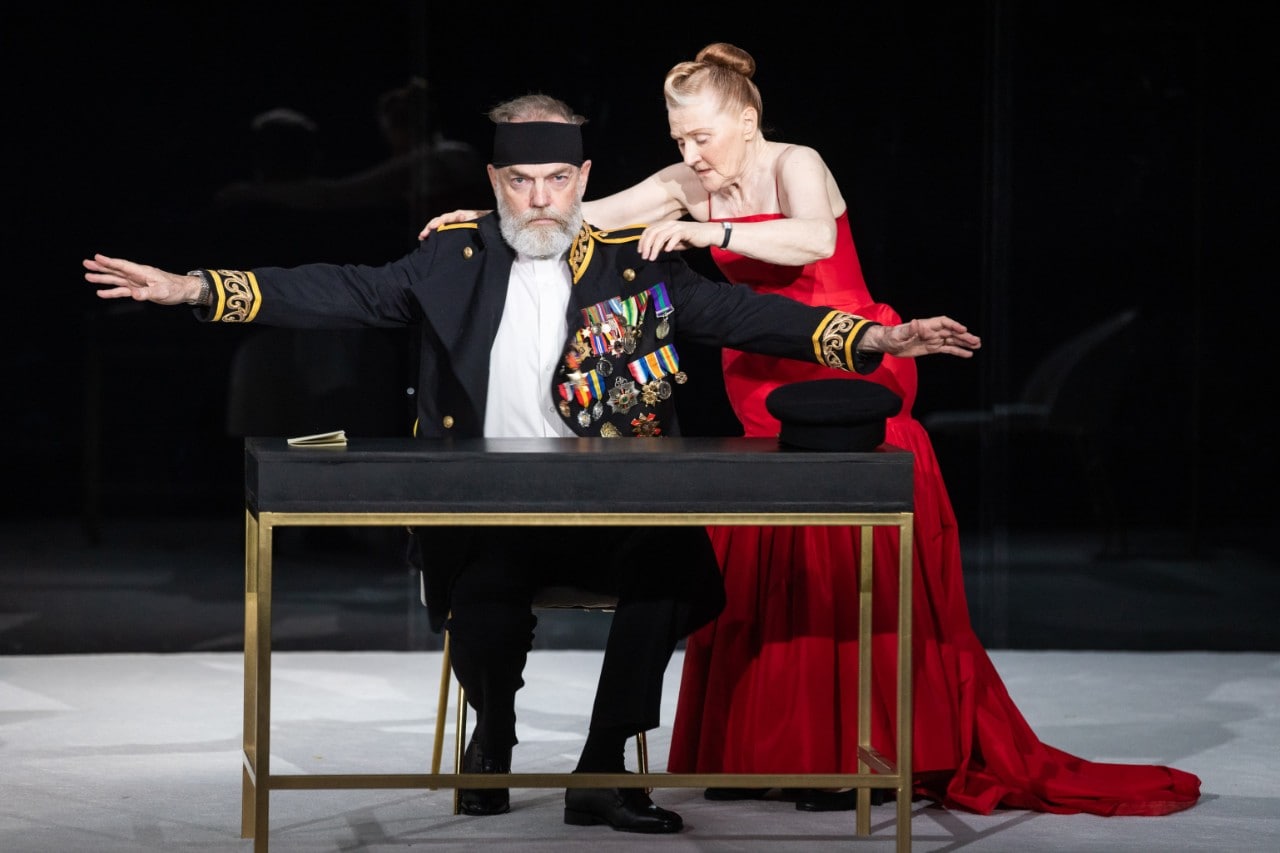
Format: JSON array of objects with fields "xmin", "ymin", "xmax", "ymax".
[{"xmin": 666, "ymin": 211, "xmax": 1200, "ymax": 815}]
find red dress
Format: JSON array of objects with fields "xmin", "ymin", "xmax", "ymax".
[{"xmin": 666, "ymin": 210, "xmax": 1200, "ymax": 815}]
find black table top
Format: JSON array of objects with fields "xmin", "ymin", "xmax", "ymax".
[{"xmin": 244, "ymin": 436, "xmax": 914, "ymax": 515}]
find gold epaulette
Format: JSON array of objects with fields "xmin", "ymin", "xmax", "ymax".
[
  {"xmin": 569, "ymin": 223, "xmax": 651, "ymax": 284},
  {"xmin": 589, "ymin": 223, "xmax": 647, "ymax": 244}
]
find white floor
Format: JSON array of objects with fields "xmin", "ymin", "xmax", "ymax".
[{"xmin": 1, "ymin": 650, "xmax": 1277, "ymax": 852}]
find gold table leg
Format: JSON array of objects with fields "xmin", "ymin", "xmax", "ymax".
[{"xmin": 241, "ymin": 510, "xmax": 274, "ymax": 852}]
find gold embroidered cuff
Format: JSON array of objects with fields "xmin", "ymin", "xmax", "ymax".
[
  {"xmin": 812, "ymin": 311, "xmax": 876, "ymax": 370},
  {"xmin": 192, "ymin": 269, "xmax": 261, "ymax": 323}
]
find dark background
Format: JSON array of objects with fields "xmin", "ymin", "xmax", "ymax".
[{"xmin": 4, "ymin": 2, "xmax": 1276, "ymax": 652}]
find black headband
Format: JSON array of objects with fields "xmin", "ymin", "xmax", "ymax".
[{"xmin": 491, "ymin": 121, "xmax": 584, "ymax": 167}]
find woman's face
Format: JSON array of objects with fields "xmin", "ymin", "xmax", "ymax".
[{"xmin": 667, "ymin": 92, "xmax": 748, "ymax": 192}]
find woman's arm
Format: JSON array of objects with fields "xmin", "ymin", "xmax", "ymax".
[
  {"xmin": 633, "ymin": 146, "xmax": 844, "ymax": 264},
  {"xmin": 719, "ymin": 145, "xmax": 841, "ymax": 262},
  {"xmin": 416, "ymin": 163, "xmax": 691, "ymax": 239},
  {"xmin": 582, "ymin": 163, "xmax": 691, "ymax": 229}
]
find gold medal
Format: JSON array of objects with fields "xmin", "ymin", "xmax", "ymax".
[{"xmin": 630, "ymin": 412, "xmax": 661, "ymax": 437}]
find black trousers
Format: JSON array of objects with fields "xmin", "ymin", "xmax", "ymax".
[{"xmin": 445, "ymin": 525, "xmax": 725, "ymax": 751}]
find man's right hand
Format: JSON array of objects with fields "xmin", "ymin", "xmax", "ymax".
[
  {"xmin": 83, "ymin": 254, "xmax": 201, "ymax": 305},
  {"xmin": 418, "ymin": 209, "xmax": 489, "ymax": 240}
]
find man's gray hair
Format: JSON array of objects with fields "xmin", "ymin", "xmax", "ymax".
[{"xmin": 487, "ymin": 93, "xmax": 586, "ymax": 126}]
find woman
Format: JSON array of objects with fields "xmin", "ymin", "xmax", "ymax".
[{"xmin": 421, "ymin": 43, "xmax": 1200, "ymax": 817}]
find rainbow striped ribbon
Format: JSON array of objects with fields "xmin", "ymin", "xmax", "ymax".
[{"xmin": 628, "ymin": 343, "xmax": 680, "ymax": 383}]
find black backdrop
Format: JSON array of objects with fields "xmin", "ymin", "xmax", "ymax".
[{"xmin": 6, "ymin": 3, "xmax": 1276, "ymax": 598}]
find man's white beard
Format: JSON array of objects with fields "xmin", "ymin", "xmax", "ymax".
[{"xmin": 497, "ymin": 195, "xmax": 583, "ymax": 259}]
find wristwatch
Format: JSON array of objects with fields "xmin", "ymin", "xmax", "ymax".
[{"xmin": 185, "ymin": 269, "xmax": 211, "ymax": 306}]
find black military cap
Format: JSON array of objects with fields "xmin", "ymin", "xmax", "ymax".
[{"xmin": 765, "ymin": 379, "xmax": 903, "ymax": 452}]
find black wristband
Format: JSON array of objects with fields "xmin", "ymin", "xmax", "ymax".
[{"xmin": 720, "ymin": 221, "xmax": 733, "ymax": 248}]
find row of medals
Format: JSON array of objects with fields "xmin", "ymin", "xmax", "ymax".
[{"xmin": 557, "ymin": 293, "xmax": 686, "ymax": 437}]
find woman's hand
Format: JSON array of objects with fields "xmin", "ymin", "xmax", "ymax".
[
  {"xmin": 634, "ymin": 220, "xmax": 722, "ymax": 260},
  {"xmin": 418, "ymin": 209, "xmax": 489, "ymax": 240}
]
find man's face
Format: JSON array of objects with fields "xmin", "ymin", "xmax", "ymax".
[{"xmin": 489, "ymin": 160, "xmax": 591, "ymax": 258}]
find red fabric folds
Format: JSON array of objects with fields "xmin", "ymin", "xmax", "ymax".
[{"xmin": 667, "ymin": 212, "xmax": 1200, "ymax": 816}]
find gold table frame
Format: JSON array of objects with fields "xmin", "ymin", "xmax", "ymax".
[{"xmin": 240, "ymin": 437, "xmax": 914, "ymax": 851}]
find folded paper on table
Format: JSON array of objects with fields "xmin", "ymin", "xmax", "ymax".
[{"xmin": 286, "ymin": 430, "xmax": 347, "ymax": 448}]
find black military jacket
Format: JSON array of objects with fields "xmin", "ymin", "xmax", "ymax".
[
  {"xmin": 196, "ymin": 213, "xmax": 881, "ymax": 440},
  {"xmin": 194, "ymin": 213, "xmax": 883, "ymax": 628}
]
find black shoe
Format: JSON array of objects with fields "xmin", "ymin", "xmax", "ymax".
[
  {"xmin": 794, "ymin": 788, "xmax": 888, "ymax": 812},
  {"xmin": 458, "ymin": 738, "xmax": 511, "ymax": 817},
  {"xmin": 704, "ymin": 787, "xmax": 771, "ymax": 801},
  {"xmin": 564, "ymin": 786, "xmax": 683, "ymax": 833}
]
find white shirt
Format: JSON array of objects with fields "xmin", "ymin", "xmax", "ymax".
[{"xmin": 484, "ymin": 254, "xmax": 577, "ymax": 438}]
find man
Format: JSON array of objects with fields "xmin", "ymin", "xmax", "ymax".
[{"xmin": 84, "ymin": 93, "xmax": 981, "ymax": 834}]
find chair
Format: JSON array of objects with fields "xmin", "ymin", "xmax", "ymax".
[
  {"xmin": 922, "ymin": 307, "xmax": 1140, "ymax": 555},
  {"xmin": 429, "ymin": 586, "xmax": 650, "ymax": 814}
]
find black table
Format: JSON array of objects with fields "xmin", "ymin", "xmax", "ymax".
[{"xmin": 241, "ymin": 436, "xmax": 916, "ymax": 851}]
